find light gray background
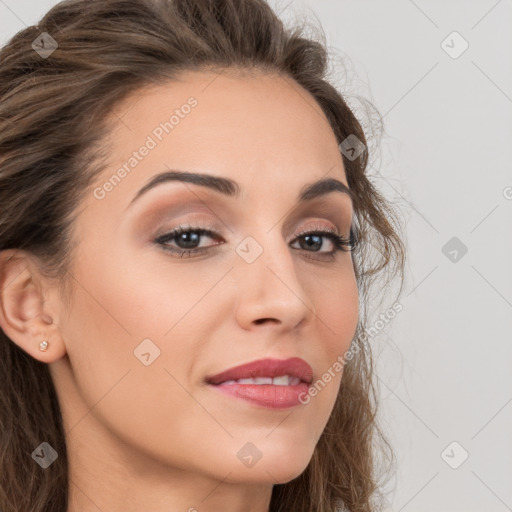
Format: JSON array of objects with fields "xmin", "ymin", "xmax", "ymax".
[{"xmin": 1, "ymin": 1, "xmax": 511, "ymax": 511}]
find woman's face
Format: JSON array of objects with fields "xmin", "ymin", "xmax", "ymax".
[{"xmin": 50, "ymin": 70, "xmax": 359, "ymax": 486}]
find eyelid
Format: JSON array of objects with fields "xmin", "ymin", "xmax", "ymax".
[
  {"xmin": 154, "ymin": 219, "xmax": 221, "ymax": 239},
  {"xmin": 291, "ymin": 220, "xmax": 343, "ymax": 239},
  {"xmin": 155, "ymin": 218, "xmax": 343, "ymax": 241}
]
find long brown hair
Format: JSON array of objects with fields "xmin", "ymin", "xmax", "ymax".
[{"xmin": 0, "ymin": 1, "xmax": 406, "ymax": 510}]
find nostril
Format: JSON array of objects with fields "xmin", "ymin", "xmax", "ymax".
[{"xmin": 254, "ymin": 318, "xmax": 277, "ymax": 325}]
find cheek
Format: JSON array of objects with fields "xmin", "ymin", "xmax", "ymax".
[
  {"xmin": 303, "ymin": 267, "xmax": 359, "ymax": 419},
  {"xmin": 58, "ymin": 240, "xmax": 230, "ymax": 416},
  {"xmin": 313, "ymin": 266, "xmax": 359, "ymax": 357},
  {"xmin": 58, "ymin": 253, "xmax": 221, "ymax": 468}
]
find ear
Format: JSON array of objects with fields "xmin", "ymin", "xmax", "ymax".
[{"xmin": 0, "ymin": 249, "xmax": 67, "ymax": 363}]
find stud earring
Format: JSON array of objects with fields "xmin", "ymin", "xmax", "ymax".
[{"xmin": 39, "ymin": 340, "xmax": 49, "ymax": 352}]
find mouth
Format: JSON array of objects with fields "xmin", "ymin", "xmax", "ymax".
[{"xmin": 205, "ymin": 357, "xmax": 313, "ymax": 409}]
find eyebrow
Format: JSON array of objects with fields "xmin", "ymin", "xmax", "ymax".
[{"xmin": 126, "ymin": 170, "xmax": 354, "ymax": 209}]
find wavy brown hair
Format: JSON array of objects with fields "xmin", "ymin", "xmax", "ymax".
[{"xmin": 0, "ymin": 0, "xmax": 406, "ymax": 511}]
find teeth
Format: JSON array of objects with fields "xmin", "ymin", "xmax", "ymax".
[
  {"xmin": 222, "ymin": 375, "xmax": 300, "ymax": 386},
  {"xmin": 272, "ymin": 375, "xmax": 290, "ymax": 386}
]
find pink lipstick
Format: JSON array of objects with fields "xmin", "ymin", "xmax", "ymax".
[{"xmin": 205, "ymin": 357, "xmax": 313, "ymax": 409}]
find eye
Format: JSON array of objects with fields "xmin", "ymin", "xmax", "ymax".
[
  {"xmin": 154, "ymin": 225, "xmax": 223, "ymax": 258},
  {"xmin": 290, "ymin": 225, "xmax": 356, "ymax": 261},
  {"xmin": 154, "ymin": 224, "xmax": 357, "ymax": 260}
]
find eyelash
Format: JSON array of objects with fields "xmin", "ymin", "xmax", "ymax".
[{"xmin": 154, "ymin": 223, "xmax": 357, "ymax": 261}]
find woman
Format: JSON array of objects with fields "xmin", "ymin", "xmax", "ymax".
[{"xmin": 0, "ymin": 0, "xmax": 406, "ymax": 511}]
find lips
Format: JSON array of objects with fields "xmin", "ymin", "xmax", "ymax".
[
  {"xmin": 205, "ymin": 357, "xmax": 314, "ymax": 385},
  {"xmin": 206, "ymin": 357, "xmax": 314, "ymax": 409}
]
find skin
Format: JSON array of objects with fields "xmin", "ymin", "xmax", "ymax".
[{"xmin": 0, "ymin": 69, "xmax": 359, "ymax": 512}]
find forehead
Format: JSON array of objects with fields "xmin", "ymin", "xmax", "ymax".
[
  {"xmin": 89, "ymin": 70, "xmax": 348, "ymax": 214},
  {"xmin": 107, "ymin": 70, "xmax": 341, "ymax": 163}
]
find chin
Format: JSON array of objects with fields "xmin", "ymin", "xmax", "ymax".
[{"xmin": 222, "ymin": 445, "xmax": 315, "ymax": 485}]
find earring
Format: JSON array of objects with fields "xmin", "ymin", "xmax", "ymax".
[{"xmin": 39, "ymin": 340, "xmax": 49, "ymax": 352}]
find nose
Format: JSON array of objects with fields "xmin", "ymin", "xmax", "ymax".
[{"xmin": 233, "ymin": 233, "xmax": 316, "ymax": 332}]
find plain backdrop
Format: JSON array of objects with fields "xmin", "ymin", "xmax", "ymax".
[{"xmin": 1, "ymin": 1, "xmax": 511, "ymax": 511}]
